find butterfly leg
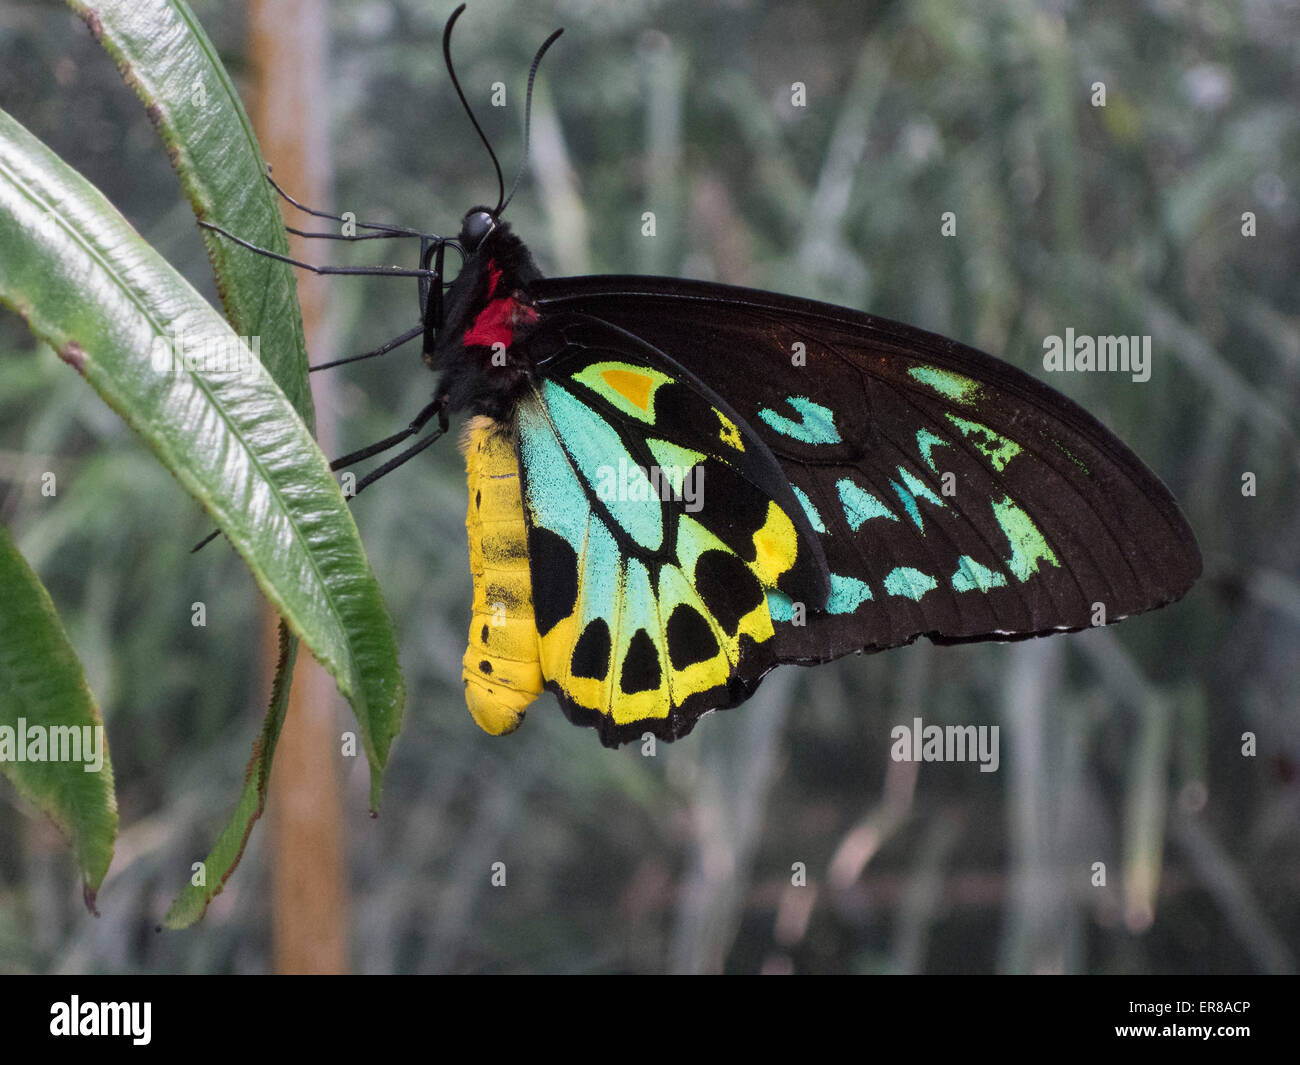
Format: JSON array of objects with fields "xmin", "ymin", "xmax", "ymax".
[
  {"xmin": 309, "ymin": 323, "xmax": 423, "ymax": 373},
  {"xmin": 191, "ymin": 396, "xmax": 450, "ymax": 553},
  {"xmin": 199, "ymin": 221, "xmax": 440, "ymax": 279},
  {"xmin": 329, "ymin": 395, "xmax": 447, "ymax": 473},
  {"xmin": 335, "ymin": 397, "xmax": 451, "ymax": 499}
]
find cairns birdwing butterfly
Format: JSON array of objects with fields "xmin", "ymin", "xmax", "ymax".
[{"xmin": 203, "ymin": 4, "xmax": 1201, "ymax": 748}]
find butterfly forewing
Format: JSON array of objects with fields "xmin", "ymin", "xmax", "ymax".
[{"xmin": 530, "ymin": 276, "xmax": 1201, "ymax": 666}]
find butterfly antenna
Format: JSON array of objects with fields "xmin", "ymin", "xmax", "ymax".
[
  {"xmin": 499, "ymin": 27, "xmax": 564, "ymax": 215},
  {"xmin": 266, "ymin": 168, "xmax": 425, "ymax": 237},
  {"xmin": 443, "ymin": 3, "xmax": 505, "ymax": 215}
]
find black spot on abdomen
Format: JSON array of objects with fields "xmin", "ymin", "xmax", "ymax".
[
  {"xmin": 620, "ymin": 628, "xmax": 661, "ymax": 694},
  {"xmin": 667, "ymin": 604, "xmax": 719, "ymax": 669}
]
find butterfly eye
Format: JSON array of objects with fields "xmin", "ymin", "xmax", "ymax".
[{"xmin": 460, "ymin": 209, "xmax": 497, "ymax": 252}]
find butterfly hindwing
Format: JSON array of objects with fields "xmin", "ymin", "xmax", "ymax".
[
  {"xmin": 531, "ymin": 277, "xmax": 1202, "ymax": 665},
  {"xmin": 515, "ymin": 316, "xmax": 829, "ymax": 744}
]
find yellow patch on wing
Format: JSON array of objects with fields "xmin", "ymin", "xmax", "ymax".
[
  {"xmin": 538, "ymin": 609, "xmax": 608, "ymax": 717},
  {"xmin": 601, "ymin": 367, "xmax": 656, "ymax": 411},
  {"xmin": 570, "ymin": 361, "xmax": 673, "ymax": 423},
  {"xmin": 656, "ymin": 565, "xmax": 736, "ymax": 704},
  {"xmin": 749, "ymin": 501, "xmax": 800, "ymax": 587},
  {"xmin": 535, "ymin": 511, "xmax": 780, "ymax": 731},
  {"xmin": 716, "ymin": 408, "xmax": 745, "ymax": 452}
]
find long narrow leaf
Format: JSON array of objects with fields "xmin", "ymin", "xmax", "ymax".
[
  {"xmin": 68, "ymin": 0, "xmax": 325, "ymax": 918},
  {"xmin": 0, "ymin": 520, "xmax": 117, "ymax": 908},
  {"xmin": 163, "ymin": 621, "xmax": 297, "ymax": 929},
  {"xmin": 67, "ymin": 0, "xmax": 314, "ymax": 422},
  {"xmin": 0, "ymin": 108, "xmax": 403, "ymax": 808}
]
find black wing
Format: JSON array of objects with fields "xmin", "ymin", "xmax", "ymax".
[{"xmin": 532, "ymin": 275, "xmax": 1201, "ymax": 665}]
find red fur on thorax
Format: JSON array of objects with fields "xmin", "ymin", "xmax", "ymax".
[{"xmin": 463, "ymin": 261, "xmax": 539, "ymax": 349}]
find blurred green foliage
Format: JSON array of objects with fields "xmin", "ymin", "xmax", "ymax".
[{"xmin": 0, "ymin": 0, "xmax": 1297, "ymax": 973}]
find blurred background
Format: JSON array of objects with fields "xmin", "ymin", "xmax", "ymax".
[{"xmin": 1, "ymin": 0, "xmax": 1297, "ymax": 973}]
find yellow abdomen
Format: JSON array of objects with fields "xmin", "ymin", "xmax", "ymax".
[{"xmin": 461, "ymin": 415, "xmax": 544, "ymax": 735}]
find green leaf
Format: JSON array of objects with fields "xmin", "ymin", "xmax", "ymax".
[
  {"xmin": 163, "ymin": 622, "xmax": 297, "ymax": 929},
  {"xmin": 69, "ymin": 0, "xmax": 323, "ymax": 918},
  {"xmin": 0, "ymin": 520, "xmax": 117, "ymax": 907},
  {"xmin": 0, "ymin": 107, "xmax": 404, "ymax": 807},
  {"xmin": 67, "ymin": 0, "xmax": 314, "ymax": 423}
]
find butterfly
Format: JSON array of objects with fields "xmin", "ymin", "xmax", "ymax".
[{"xmin": 211, "ymin": 5, "xmax": 1202, "ymax": 749}]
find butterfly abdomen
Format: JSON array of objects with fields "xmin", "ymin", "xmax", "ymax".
[{"xmin": 461, "ymin": 415, "xmax": 543, "ymax": 735}]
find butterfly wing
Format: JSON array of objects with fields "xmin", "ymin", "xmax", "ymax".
[
  {"xmin": 531, "ymin": 276, "xmax": 1202, "ymax": 665},
  {"xmin": 515, "ymin": 315, "xmax": 829, "ymax": 745}
]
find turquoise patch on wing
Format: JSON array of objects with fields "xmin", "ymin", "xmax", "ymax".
[
  {"xmin": 946, "ymin": 414, "xmax": 1022, "ymax": 472},
  {"xmin": 646, "ymin": 438, "xmax": 705, "ymax": 499},
  {"xmin": 889, "ymin": 467, "xmax": 944, "ymax": 530},
  {"xmin": 758, "ymin": 396, "xmax": 842, "ymax": 444},
  {"xmin": 884, "ymin": 567, "xmax": 938, "ymax": 601},
  {"xmin": 539, "ymin": 381, "xmax": 663, "ymax": 552},
  {"xmin": 951, "ymin": 555, "xmax": 1008, "ymax": 593},
  {"xmin": 577, "ymin": 519, "xmax": 623, "ymax": 617},
  {"xmin": 773, "ymin": 574, "xmax": 874, "ymax": 617},
  {"xmin": 518, "ymin": 397, "xmax": 590, "ymax": 552},
  {"xmin": 767, "ymin": 590, "xmax": 796, "ymax": 622},
  {"xmin": 908, "ymin": 365, "xmax": 980, "ymax": 405},
  {"xmin": 827, "ymin": 573, "xmax": 873, "ymax": 614},
  {"xmin": 991, "ymin": 496, "xmax": 1060, "ymax": 580},
  {"xmin": 916, "ymin": 428, "xmax": 952, "ymax": 472},
  {"xmin": 791, "ymin": 486, "xmax": 826, "ymax": 533},
  {"xmin": 837, "ymin": 477, "xmax": 897, "ymax": 530}
]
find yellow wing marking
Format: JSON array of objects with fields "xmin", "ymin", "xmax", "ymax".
[
  {"xmin": 716, "ymin": 409, "xmax": 745, "ymax": 452},
  {"xmin": 601, "ymin": 367, "xmax": 656, "ymax": 411}
]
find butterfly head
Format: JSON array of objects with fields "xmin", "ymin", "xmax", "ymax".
[
  {"xmin": 458, "ymin": 207, "xmax": 498, "ymax": 253},
  {"xmin": 421, "ymin": 7, "xmax": 563, "ymax": 416}
]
